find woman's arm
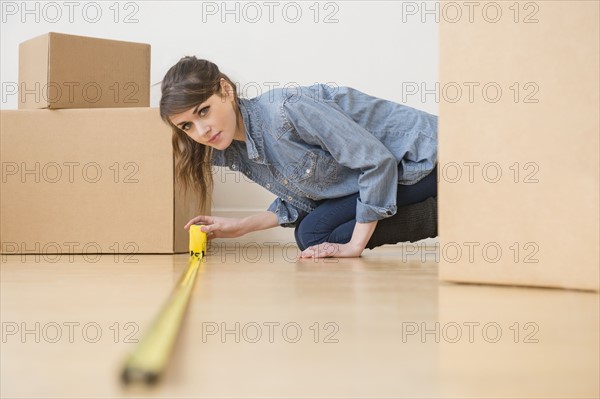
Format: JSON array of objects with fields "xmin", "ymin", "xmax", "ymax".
[
  {"xmin": 184, "ymin": 211, "xmax": 279, "ymax": 238},
  {"xmin": 299, "ymin": 220, "xmax": 378, "ymax": 259},
  {"xmin": 349, "ymin": 220, "xmax": 378, "ymax": 249},
  {"xmin": 239, "ymin": 211, "xmax": 280, "ymax": 234}
]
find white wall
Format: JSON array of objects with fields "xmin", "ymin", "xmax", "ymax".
[{"xmin": 1, "ymin": 0, "xmax": 439, "ymax": 245}]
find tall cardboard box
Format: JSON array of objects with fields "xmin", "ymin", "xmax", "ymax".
[
  {"xmin": 439, "ymin": 1, "xmax": 599, "ymax": 290},
  {"xmin": 18, "ymin": 32, "xmax": 150, "ymax": 109},
  {"xmin": 0, "ymin": 108, "xmax": 209, "ymax": 254}
]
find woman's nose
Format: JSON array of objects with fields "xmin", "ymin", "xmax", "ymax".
[{"xmin": 194, "ymin": 121, "xmax": 211, "ymax": 139}]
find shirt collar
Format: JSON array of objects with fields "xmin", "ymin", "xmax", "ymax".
[{"xmin": 238, "ymin": 97, "xmax": 267, "ymax": 164}]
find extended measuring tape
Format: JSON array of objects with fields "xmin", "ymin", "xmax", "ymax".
[{"xmin": 120, "ymin": 224, "xmax": 207, "ymax": 385}]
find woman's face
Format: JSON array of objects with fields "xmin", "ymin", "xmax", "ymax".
[{"xmin": 169, "ymin": 79, "xmax": 245, "ymax": 149}]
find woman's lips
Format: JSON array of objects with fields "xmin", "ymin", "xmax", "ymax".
[{"xmin": 208, "ymin": 132, "xmax": 221, "ymax": 143}]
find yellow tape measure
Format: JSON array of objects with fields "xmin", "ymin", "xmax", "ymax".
[{"xmin": 120, "ymin": 224, "xmax": 207, "ymax": 385}]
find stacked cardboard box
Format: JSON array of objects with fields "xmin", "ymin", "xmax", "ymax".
[
  {"xmin": 438, "ymin": 1, "xmax": 598, "ymax": 291},
  {"xmin": 1, "ymin": 32, "xmax": 207, "ymax": 254}
]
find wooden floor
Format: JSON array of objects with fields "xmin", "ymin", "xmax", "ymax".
[{"xmin": 1, "ymin": 243, "xmax": 598, "ymax": 398}]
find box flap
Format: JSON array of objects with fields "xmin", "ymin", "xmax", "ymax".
[{"xmin": 18, "ymin": 33, "xmax": 49, "ymax": 109}]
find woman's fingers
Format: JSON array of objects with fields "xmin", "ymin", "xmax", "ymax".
[
  {"xmin": 200, "ymin": 224, "xmax": 216, "ymax": 234},
  {"xmin": 301, "ymin": 245, "xmax": 320, "ymax": 258},
  {"xmin": 184, "ymin": 215, "xmax": 213, "ymax": 230},
  {"xmin": 300, "ymin": 243, "xmax": 337, "ymax": 258},
  {"xmin": 201, "ymin": 222, "xmax": 225, "ymax": 239}
]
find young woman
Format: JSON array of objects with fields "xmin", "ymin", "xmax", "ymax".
[{"xmin": 160, "ymin": 56, "xmax": 438, "ymax": 259}]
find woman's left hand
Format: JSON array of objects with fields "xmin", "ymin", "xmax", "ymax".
[{"xmin": 299, "ymin": 242, "xmax": 364, "ymax": 259}]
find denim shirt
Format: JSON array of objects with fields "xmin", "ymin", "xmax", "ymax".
[{"xmin": 211, "ymin": 83, "xmax": 437, "ymax": 228}]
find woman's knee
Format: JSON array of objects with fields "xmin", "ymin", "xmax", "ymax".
[
  {"xmin": 294, "ymin": 221, "xmax": 309, "ymax": 251},
  {"xmin": 294, "ymin": 192, "xmax": 360, "ymax": 250},
  {"xmin": 294, "ymin": 217, "xmax": 329, "ymax": 251}
]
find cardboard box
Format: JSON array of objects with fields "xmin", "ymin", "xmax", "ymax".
[
  {"xmin": 0, "ymin": 108, "xmax": 209, "ymax": 254},
  {"xmin": 438, "ymin": 1, "xmax": 599, "ymax": 291},
  {"xmin": 438, "ymin": 284, "xmax": 600, "ymax": 397},
  {"xmin": 18, "ymin": 32, "xmax": 150, "ymax": 109}
]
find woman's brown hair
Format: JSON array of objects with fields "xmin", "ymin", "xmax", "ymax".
[{"xmin": 159, "ymin": 56, "xmax": 241, "ymax": 209}]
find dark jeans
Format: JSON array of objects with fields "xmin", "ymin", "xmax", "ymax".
[{"xmin": 294, "ymin": 165, "xmax": 438, "ymax": 251}]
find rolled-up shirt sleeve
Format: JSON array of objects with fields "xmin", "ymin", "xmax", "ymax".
[
  {"xmin": 267, "ymin": 197, "xmax": 309, "ymax": 228},
  {"xmin": 282, "ymin": 93, "xmax": 399, "ymax": 223}
]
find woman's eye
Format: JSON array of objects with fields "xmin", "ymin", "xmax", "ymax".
[{"xmin": 179, "ymin": 106, "xmax": 209, "ymax": 132}]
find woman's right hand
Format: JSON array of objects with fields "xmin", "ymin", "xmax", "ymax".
[{"xmin": 183, "ymin": 215, "xmax": 247, "ymax": 239}]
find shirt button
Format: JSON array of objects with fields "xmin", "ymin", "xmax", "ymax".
[
  {"xmin": 231, "ymin": 164, "xmax": 237, "ymax": 170},
  {"xmin": 283, "ymin": 179, "xmax": 288, "ymax": 185},
  {"xmin": 287, "ymin": 196, "xmax": 293, "ymax": 201},
  {"xmin": 305, "ymin": 169, "xmax": 311, "ymax": 174},
  {"xmin": 266, "ymin": 183, "xmax": 271, "ymax": 189}
]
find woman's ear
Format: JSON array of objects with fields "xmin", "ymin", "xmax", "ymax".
[{"xmin": 220, "ymin": 78, "xmax": 234, "ymax": 98}]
